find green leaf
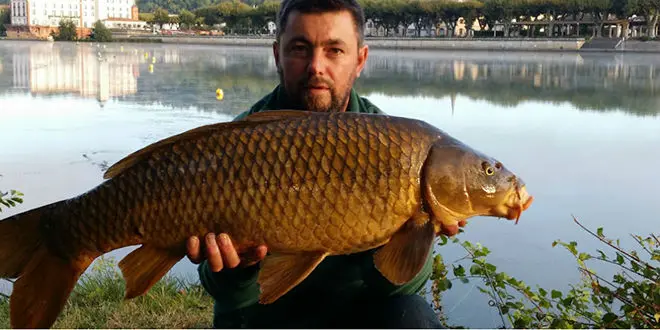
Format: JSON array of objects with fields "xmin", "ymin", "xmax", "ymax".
[
  {"xmin": 616, "ymin": 253, "xmax": 624, "ymax": 264},
  {"xmin": 469, "ymin": 264, "xmax": 483, "ymax": 276},
  {"xmin": 551, "ymin": 290, "xmax": 563, "ymax": 299},
  {"xmin": 597, "ymin": 227, "xmax": 604, "ymax": 237},
  {"xmin": 453, "ymin": 265, "xmax": 466, "ymax": 277},
  {"xmin": 601, "ymin": 312, "xmax": 618, "ymax": 323},
  {"xmin": 539, "ymin": 288, "xmax": 547, "ymax": 297},
  {"xmin": 578, "ymin": 252, "xmax": 591, "ymax": 261}
]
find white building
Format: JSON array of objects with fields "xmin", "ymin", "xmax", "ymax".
[{"xmin": 10, "ymin": 0, "xmax": 138, "ymax": 29}]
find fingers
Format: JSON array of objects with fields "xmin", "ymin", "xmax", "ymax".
[
  {"xmin": 437, "ymin": 219, "xmax": 467, "ymax": 237},
  {"xmin": 186, "ymin": 236, "xmax": 202, "ymax": 264},
  {"xmin": 240, "ymin": 245, "xmax": 268, "ymax": 267},
  {"xmin": 218, "ymin": 233, "xmax": 240, "ymax": 269},
  {"xmin": 185, "ymin": 233, "xmax": 266, "ymax": 272},
  {"xmin": 205, "ymin": 233, "xmax": 225, "ymax": 272}
]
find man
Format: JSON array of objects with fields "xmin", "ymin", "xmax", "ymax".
[{"xmin": 185, "ymin": 0, "xmax": 456, "ymax": 327}]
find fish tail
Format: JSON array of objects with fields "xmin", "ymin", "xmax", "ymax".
[{"xmin": 0, "ymin": 202, "xmax": 95, "ymax": 328}]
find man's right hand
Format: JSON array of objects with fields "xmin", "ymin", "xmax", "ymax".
[{"xmin": 186, "ymin": 233, "xmax": 268, "ymax": 272}]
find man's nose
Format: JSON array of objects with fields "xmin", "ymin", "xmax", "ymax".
[{"xmin": 307, "ymin": 49, "xmax": 326, "ymax": 76}]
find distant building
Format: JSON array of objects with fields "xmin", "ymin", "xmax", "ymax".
[{"xmin": 7, "ymin": 0, "xmax": 146, "ymax": 39}]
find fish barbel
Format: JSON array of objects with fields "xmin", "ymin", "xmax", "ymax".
[{"xmin": 0, "ymin": 110, "xmax": 533, "ymax": 328}]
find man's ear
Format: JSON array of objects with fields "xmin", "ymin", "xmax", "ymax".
[
  {"xmin": 356, "ymin": 44, "xmax": 369, "ymax": 78},
  {"xmin": 273, "ymin": 41, "xmax": 280, "ymax": 70}
]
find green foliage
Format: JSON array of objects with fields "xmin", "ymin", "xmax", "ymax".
[
  {"xmin": 92, "ymin": 21, "xmax": 113, "ymax": 42},
  {"xmin": 0, "ymin": 189, "xmax": 23, "ymax": 211},
  {"xmin": 136, "ymin": 0, "xmax": 659, "ymax": 38},
  {"xmin": 432, "ymin": 217, "xmax": 659, "ymax": 328},
  {"xmin": 153, "ymin": 7, "xmax": 171, "ymax": 28},
  {"xmin": 0, "ymin": 7, "xmax": 9, "ymax": 35},
  {"xmin": 178, "ymin": 9, "xmax": 197, "ymax": 28},
  {"xmin": 55, "ymin": 19, "xmax": 78, "ymax": 41}
]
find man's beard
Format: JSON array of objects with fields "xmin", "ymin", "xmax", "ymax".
[{"xmin": 278, "ymin": 68, "xmax": 353, "ymax": 112}]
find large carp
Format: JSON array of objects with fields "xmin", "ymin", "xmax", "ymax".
[{"xmin": 0, "ymin": 110, "xmax": 533, "ymax": 328}]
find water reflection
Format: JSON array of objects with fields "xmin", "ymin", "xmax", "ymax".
[{"xmin": 1, "ymin": 41, "xmax": 660, "ymax": 116}]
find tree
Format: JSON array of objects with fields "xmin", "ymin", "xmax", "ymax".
[
  {"xmin": 250, "ymin": 0, "xmax": 279, "ymax": 34},
  {"xmin": 0, "ymin": 7, "xmax": 9, "ymax": 36},
  {"xmin": 194, "ymin": 6, "xmax": 222, "ymax": 27},
  {"xmin": 56, "ymin": 19, "xmax": 78, "ymax": 41},
  {"xmin": 178, "ymin": 9, "xmax": 196, "ymax": 29},
  {"xmin": 628, "ymin": 0, "xmax": 660, "ymax": 38},
  {"xmin": 92, "ymin": 20, "xmax": 112, "ymax": 42},
  {"xmin": 217, "ymin": 0, "xmax": 253, "ymax": 34},
  {"xmin": 153, "ymin": 7, "xmax": 170, "ymax": 29}
]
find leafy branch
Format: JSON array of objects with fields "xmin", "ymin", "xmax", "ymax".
[
  {"xmin": 432, "ymin": 217, "xmax": 659, "ymax": 328},
  {"xmin": 0, "ymin": 189, "xmax": 23, "ymax": 211}
]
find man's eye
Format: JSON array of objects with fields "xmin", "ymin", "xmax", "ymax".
[{"xmin": 329, "ymin": 48, "xmax": 344, "ymax": 55}]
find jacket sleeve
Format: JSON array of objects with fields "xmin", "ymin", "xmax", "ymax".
[{"xmin": 198, "ymin": 260, "xmax": 261, "ymax": 312}]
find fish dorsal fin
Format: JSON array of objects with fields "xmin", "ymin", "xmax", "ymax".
[
  {"xmin": 103, "ymin": 112, "xmax": 307, "ymax": 180},
  {"xmin": 243, "ymin": 109, "xmax": 314, "ymax": 122}
]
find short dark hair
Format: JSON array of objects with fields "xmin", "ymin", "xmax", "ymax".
[{"xmin": 275, "ymin": 0, "xmax": 366, "ymax": 46}]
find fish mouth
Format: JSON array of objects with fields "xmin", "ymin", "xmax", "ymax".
[{"xmin": 491, "ymin": 185, "xmax": 534, "ymax": 224}]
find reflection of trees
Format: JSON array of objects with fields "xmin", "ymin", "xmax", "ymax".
[{"xmin": 2, "ymin": 43, "xmax": 660, "ymax": 117}]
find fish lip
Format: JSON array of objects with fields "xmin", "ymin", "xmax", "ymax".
[
  {"xmin": 490, "ymin": 185, "xmax": 533, "ymax": 223},
  {"xmin": 508, "ymin": 185, "xmax": 533, "ymax": 223}
]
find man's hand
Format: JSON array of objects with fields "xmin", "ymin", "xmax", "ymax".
[
  {"xmin": 186, "ymin": 233, "xmax": 268, "ymax": 272},
  {"xmin": 437, "ymin": 219, "xmax": 468, "ymax": 237}
]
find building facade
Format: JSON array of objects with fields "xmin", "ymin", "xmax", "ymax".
[{"xmin": 8, "ymin": 0, "xmax": 141, "ymax": 39}]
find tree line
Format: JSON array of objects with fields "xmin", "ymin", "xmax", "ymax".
[{"xmin": 137, "ymin": 0, "xmax": 660, "ymax": 38}]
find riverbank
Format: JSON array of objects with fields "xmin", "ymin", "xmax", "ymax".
[
  {"xmin": 108, "ymin": 35, "xmax": 660, "ymax": 53},
  {"xmin": 5, "ymin": 34, "xmax": 660, "ymax": 52}
]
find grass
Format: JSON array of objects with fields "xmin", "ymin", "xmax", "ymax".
[{"xmin": 0, "ymin": 257, "xmax": 214, "ymax": 328}]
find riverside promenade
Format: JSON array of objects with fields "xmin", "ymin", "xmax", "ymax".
[{"xmin": 113, "ymin": 35, "xmax": 660, "ymax": 53}]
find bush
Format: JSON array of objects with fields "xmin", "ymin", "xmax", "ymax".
[
  {"xmin": 431, "ymin": 217, "xmax": 659, "ymax": 328},
  {"xmin": 55, "ymin": 19, "xmax": 78, "ymax": 41},
  {"xmin": 92, "ymin": 21, "xmax": 112, "ymax": 42}
]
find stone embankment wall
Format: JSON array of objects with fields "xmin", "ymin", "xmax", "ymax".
[{"xmin": 148, "ymin": 36, "xmax": 586, "ymax": 51}]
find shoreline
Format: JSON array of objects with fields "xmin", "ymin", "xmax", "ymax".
[
  {"xmin": 4, "ymin": 35, "xmax": 660, "ymax": 53},
  {"xmin": 115, "ymin": 35, "xmax": 660, "ymax": 53}
]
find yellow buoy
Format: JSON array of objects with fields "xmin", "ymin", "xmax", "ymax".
[
  {"xmin": 216, "ymin": 88, "xmax": 224, "ymax": 100},
  {"xmin": 152, "ymin": 56, "xmax": 156, "ymax": 64},
  {"xmin": 120, "ymin": 46, "xmax": 124, "ymax": 52},
  {"xmin": 149, "ymin": 64, "xmax": 154, "ymax": 73},
  {"xmin": 144, "ymin": 52, "xmax": 149, "ymax": 59}
]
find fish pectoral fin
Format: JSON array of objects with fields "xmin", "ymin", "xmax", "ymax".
[
  {"xmin": 257, "ymin": 251, "xmax": 328, "ymax": 304},
  {"xmin": 118, "ymin": 245, "xmax": 184, "ymax": 299},
  {"xmin": 373, "ymin": 213, "xmax": 435, "ymax": 285}
]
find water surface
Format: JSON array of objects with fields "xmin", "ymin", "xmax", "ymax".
[{"xmin": 1, "ymin": 41, "xmax": 659, "ymax": 328}]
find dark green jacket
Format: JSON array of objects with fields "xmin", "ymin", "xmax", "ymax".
[{"xmin": 198, "ymin": 85, "xmax": 434, "ymax": 328}]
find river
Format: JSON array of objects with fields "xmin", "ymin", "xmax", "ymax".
[{"xmin": 0, "ymin": 40, "xmax": 658, "ymax": 328}]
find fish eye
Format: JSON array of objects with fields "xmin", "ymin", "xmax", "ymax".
[{"xmin": 482, "ymin": 161, "xmax": 495, "ymax": 176}]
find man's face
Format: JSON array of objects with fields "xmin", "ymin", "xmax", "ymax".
[{"xmin": 273, "ymin": 9, "xmax": 369, "ymax": 112}]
